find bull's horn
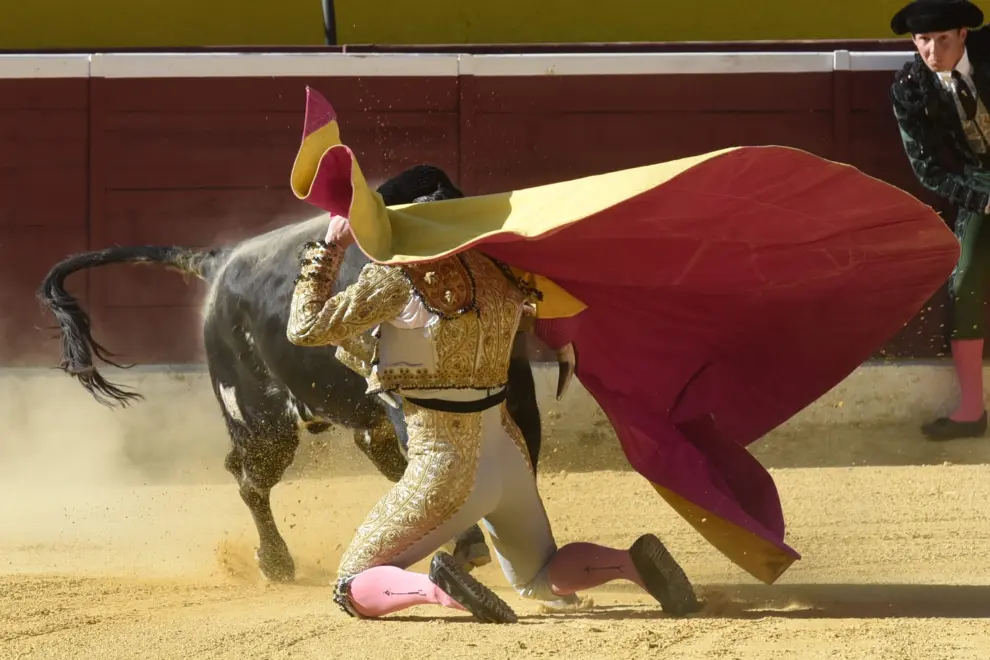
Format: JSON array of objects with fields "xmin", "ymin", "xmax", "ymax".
[
  {"xmin": 377, "ymin": 392, "xmax": 401, "ymax": 409},
  {"xmin": 555, "ymin": 343, "xmax": 577, "ymax": 401}
]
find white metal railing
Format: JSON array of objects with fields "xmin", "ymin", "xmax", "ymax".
[{"xmin": 0, "ymin": 50, "xmax": 914, "ymax": 79}]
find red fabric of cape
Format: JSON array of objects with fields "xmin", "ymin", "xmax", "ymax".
[{"xmin": 400, "ymin": 148, "xmax": 958, "ymax": 581}]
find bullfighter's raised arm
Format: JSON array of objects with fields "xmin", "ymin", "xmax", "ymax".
[{"xmin": 286, "ymin": 239, "xmax": 412, "ymax": 347}]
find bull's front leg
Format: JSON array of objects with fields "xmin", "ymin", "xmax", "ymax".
[{"xmin": 222, "ymin": 410, "xmax": 301, "ymax": 583}]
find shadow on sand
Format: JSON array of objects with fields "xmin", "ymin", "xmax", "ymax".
[
  {"xmin": 751, "ymin": 424, "xmax": 990, "ymax": 470},
  {"xmin": 540, "ymin": 423, "xmax": 990, "ymax": 474},
  {"xmin": 383, "ymin": 583, "xmax": 990, "ymax": 624}
]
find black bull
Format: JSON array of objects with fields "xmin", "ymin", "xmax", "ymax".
[{"xmin": 37, "ymin": 165, "xmax": 550, "ymax": 582}]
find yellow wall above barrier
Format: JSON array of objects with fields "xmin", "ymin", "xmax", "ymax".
[
  {"xmin": 0, "ymin": 0, "xmax": 959, "ymax": 49},
  {"xmin": 336, "ymin": 0, "xmax": 926, "ymax": 44},
  {"xmin": 0, "ymin": 0, "xmax": 325, "ymax": 49}
]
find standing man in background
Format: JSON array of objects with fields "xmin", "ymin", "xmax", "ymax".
[{"xmin": 890, "ymin": 0, "xmax": 990, "ymax": 440}]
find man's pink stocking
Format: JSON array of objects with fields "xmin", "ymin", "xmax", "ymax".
[
  {"xmin": 345, "ymin": 566, "xmax": 467, "ymax": 617},
  {"xmin": 546, "ymin": 542, "xmax": 644, "ymax": 595},
  {"xmin": 950, "ymin": 339, "xmax": 986, "ymax": 422}
]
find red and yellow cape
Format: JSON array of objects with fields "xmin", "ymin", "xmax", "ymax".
[{"xmin": 290, "ymin": 87, "xmax": 959, "ymax": 585}]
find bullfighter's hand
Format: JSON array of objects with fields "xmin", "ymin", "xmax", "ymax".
[{"xmin": 325, "ymin": 213, "xmax": 355, "ymax": 247}]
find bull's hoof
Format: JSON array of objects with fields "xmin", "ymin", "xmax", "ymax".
[
  {"xmin": 538, "ymin": 593, "xmax": 595, "ymax": 613},
  {"xmin": 453, "ymin": 540, "xmax": 492, "ymax": 573},
  {"xmin": 255, "ymin": 546, "xmax": 296, "ymax": 583}
]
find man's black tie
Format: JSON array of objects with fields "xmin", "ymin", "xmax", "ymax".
[{"xmin": 953, "ymin": 70, "xmax": 978, "ymax": 120}]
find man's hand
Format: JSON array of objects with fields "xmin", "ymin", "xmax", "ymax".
[{"xmin": 325, "ymin": 214, "xmax": 355, "ymax": 247}]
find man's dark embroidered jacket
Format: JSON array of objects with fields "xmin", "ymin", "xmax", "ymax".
[{"xmin": 891, "ymin": 26, "xmax": 990, "ymax": 214}]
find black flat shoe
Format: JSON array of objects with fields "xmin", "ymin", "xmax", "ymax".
[
  {"xmin": 921, "ymin": 411, "xmax": 988, "ymax": 441},
  {"xmin": 629, "ymin": 533, "xmax": 701, "ymax": 617},
  {"xmin": 428, "ymin": 551, "xmax": 517, "ymax": 623}
]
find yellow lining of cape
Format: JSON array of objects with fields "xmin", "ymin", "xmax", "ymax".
[
  {"xmin": 508, "ymin": 267, "xmax": 587, "ymax": 319},
  {"xmin": 368, "ymin": 147, "xmax": 741, "ymax": 264},
  {"xmin": 290, "ymin": 120, "xmax": 342, "ymax": 200},
  {"xmin": 290, "ymin": 118, "xmax": 743, "ymax": 267},
  {"xmin": 652, "ymin": 483, "xmax": 796, "ymax": 585}
]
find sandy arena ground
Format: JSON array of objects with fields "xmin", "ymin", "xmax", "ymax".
[{"xmin": 1, "ymin": 374, "xmax": 989, "ymax": 659}]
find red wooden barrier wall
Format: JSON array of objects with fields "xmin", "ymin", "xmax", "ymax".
[
  {"xmin": 0, "ymin": 49, "xmax": 956, "ymax": 367},
  {"xmin": 0, "ymin": 67, "xmax": 90, "ymax": 365}
]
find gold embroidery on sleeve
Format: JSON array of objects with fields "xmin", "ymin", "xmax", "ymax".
[
  {"xmin": 335, "ymin": 332, "xmax": 377, "ymax": 378},
  {"xmin": 286, "ymin": 242, "xmax": 413, "ymax": 347}
]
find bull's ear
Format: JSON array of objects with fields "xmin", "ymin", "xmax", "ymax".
[{"xmin": 439, "ymin": 184, "xmax": 465, "ymax": 200}]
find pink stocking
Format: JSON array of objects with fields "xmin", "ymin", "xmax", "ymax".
[
  {"xmin": 546, "ymin": 542, "xmax": 644, "ymax": 596},
  {"xmin": 345, "ymin": 566, "xmax": 467, "ymax": 617},
  {"xmin": 950, "ymin": 339, "xmax": 986, "ymax": 422}
]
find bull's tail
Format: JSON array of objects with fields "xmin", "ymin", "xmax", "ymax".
[{"xmin": 37, "ymin": 245, "xmax": 228, "ymax": 408}]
